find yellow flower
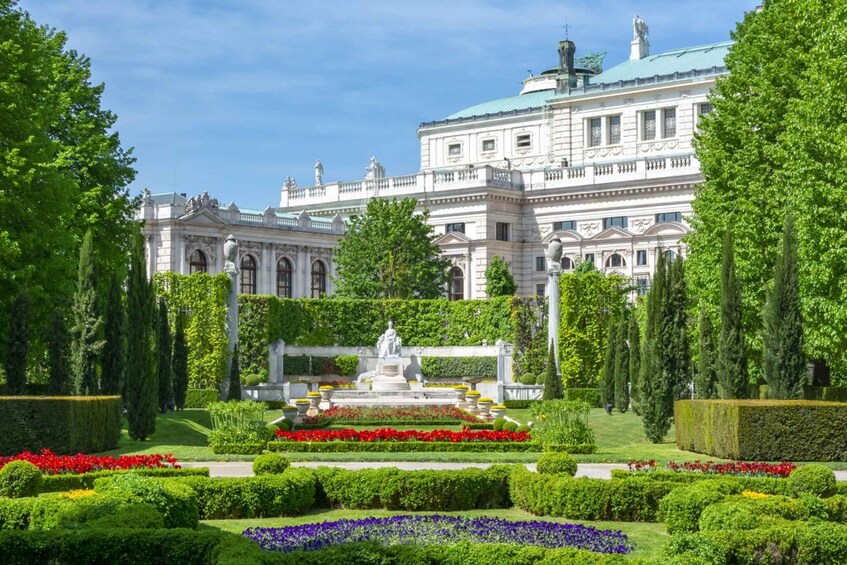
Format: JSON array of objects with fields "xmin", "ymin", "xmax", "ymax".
[
  {"xmin": 742, "ymin": 491, "xmax": 768, "ymax": 500},
  {"xmin": 58, "ymin": 489, "xmax": 96, "ymax": 500}
]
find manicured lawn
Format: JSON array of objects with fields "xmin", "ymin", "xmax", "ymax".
[{"xmin": 201, "ymin": 508, "xmax": 669, "ymax": 560}]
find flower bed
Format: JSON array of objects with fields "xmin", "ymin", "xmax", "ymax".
[
  {"xmin": 314, "ymin": 405, "xmax": 477, "ymax": 425},
  {"xmin": 665, "ymin": 460, "xmax": 796, "ymax": 477},
  {"xmin": 274, "ymin": 427, "xmax": 528, "ymax": 443},
  {"xmin": 243, "ymin": 515, "xmax": 632, "ymax": 554},
  {"xmin": 0, "ymin": 449, "xmax": 179, "ymax": 474}
]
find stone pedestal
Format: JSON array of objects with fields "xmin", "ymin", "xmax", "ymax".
[{"xmin": 370, "ymin": 360, "xmax": 410, "ymax": 391}]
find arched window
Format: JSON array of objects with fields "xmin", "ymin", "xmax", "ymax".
[
  {"xmin": 311, "ymin": 260, "xmax": 327, "ymax": 298},
  {"xmin": 240, "ymin": 255, "xmax": 257, "ymax": 294},
  {"xmin": 277, "ymin": 258, "xmax": 293, "ymax": 298},
  {"xmin": 664, "ymin": 249, "xmax": 678, "ymax": 261},
  {"xmin": 562, "ymin": 257, "xmax": 574, "ymax": 271},
  {"xmin": 449, "ymin": 267, "xmax": 464, "ymax": 301},
  {"xmin": 189, "ymin": 249, "xmax": 207, "ymax": 274},
  {"xmin": 606, "ymin": 253, "xmax": 626, "ymax": 268}
]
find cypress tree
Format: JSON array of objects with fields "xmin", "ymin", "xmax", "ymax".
[
  {"xmin": 71, "ymin": 230, "xmax": 104, "ymax": 395},
  {"xmin": 157, "ymin": 299, "xmax": 174, "ymax": 411},
  {"xmin": 101, "ymin": 272, "xmax": 125, "ymax": 396},
  {"xmin": 4, "ymin": 294, "xmax": 30, "ymax": 394},
  {"xmin": 227, "ymin": 343, "xmax": 242, "ymax": 401},
  {"xmin": 46, "ymin": 310, "xmax": 71, "ymax": 395},
  {"xmin": 628, "ymin": 313, "xmax": 641, "ymax": 412},
  {"xmin": 641, "ymin": 250, "xmax": 672, "ymax": 442},
  {"xmin": 763, "ymin": 214, "xmax": 805, "ymax": 399},
  {"xmin": 126, "ymin": 231, "xmax": 157, "ymax": 440},
  {"xmin": 669, "ymin": 257, "xmax": 691, "ymax": 402},
  {"xmin": 614, "ymin": 312, "xmax": 630, "ymax": 413},
  {"xmin": 718, "ymin": 232, "xmax": 748, "ymax": 399},
  {"xmin": 600, "ymin": 317, "xmax": 616, "ymax": 408},
  {"xmin": 695, "ymin": 306, "xmax": 719, "ymax": 399},
  {"xmin": 172, "ymin": 312, "xmax": 188, "ymax": 410},
  {"xmin": 542, "ymin": 340, "xmax": 562, "ymax": 400}
]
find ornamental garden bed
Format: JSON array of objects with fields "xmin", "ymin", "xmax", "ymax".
[
  {"xmin": 0, "ymin": 450, "xmax": 180, "ymax": 475},
  {"xmin": 312, "ymin": 405, "xmax": 477, "ymax": 426}
]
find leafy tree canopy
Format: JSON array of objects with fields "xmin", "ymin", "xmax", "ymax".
[
  {"xmin": 485, "ymin": 256, "xmax": 517, "ymax": 297},
  {"xmin": 333, "ymin": 198, "xmax": 450, "ymax": 299}
]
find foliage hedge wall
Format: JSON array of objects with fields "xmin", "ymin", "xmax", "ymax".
[
  {"xmin": 0, "ymin": 396, "xmax": 121, "ymax": 455},
  {"xmin": 420, "ymin": 357, "xmax": 497, "ymax": 379},
  {"xmin": 674, "ymin": 399, "xmax": 847, "ymax": 460}
]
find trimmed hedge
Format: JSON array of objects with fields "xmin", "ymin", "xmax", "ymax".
[
  {"xmin": 566, "ymin": 388, "xmax": 602, "ymax": 407},
  {"xmin": 503, "ymin": 399, "xmax": 538, "ymax": 409},
  {"xmin": 314, "ymin": 466, "xmax": 513, "ymax": 511},
  {"xmin": 674, "ymin": 399, "xmax": 847, "ymax": 460},
  {"xmin": 184, "ymin": 388, "xmax": 220, "ymax": 408},
  {"xmin": 420, "ymin": 357, "xmax": 498, "ymax": 379},
  {"xmin": 267, "ymin": 441, "xmax": 541, "ymax": 453},
  {"xmin": 41, "ymin": 467, "xmax": 209, "ymax": 493},
  {"xmin": 93, "ymin": 474, "xmax": 199, "ymax": 529},
  {"xmin": 0, "ymin": 396, "xmax": 121, "ymax": 455},
  {"xmin": 509, "ymin": 467, "xmax": 678, "ymax": 521}
]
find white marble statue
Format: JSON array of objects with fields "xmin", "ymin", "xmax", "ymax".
[
  {"xmin": 364, "ymin": 156, "xmax": 385, "ymax": 180},
  {"xmin": 545, "ymin": 237, "xmax": 563, "ymax": 272},
  {"xmin": 314, "ymin": 160, "xmax": 324, "ymax": 186},
  {"xmin": 223, "ymin": 234, "xmax": 239, "ymax": 274},
  {"xmin": 376, "ymin": 321, "xmax": 402, "ymax": 359},
  {"xmin": 633, "ymin": 15, "xmax": 648, "ymax": 41}
]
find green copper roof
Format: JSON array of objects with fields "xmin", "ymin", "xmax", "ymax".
[
  {"xmin": 150, "ymin": 192, "xmax": 187, "ymax": 206},
  {"xmin": 444, "ymin": 90, "xmax": 552, "ymax": 120}
]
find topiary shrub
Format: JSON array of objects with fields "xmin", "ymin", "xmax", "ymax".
[
  {"xmin": 519, "ymin": 373, "xmax": 536, "ymax": 385},
  {"xmin": 252, "ymin": 454, "xmax": 290, "ymax": 476},
  {"xmin": 335, "ymin": 356, "xmax": 360, "ymax": 377},
  {"xmin": 535, "ymin": 453, "xmax": 577, "ymax": 476},
  {"xmin": 659, "ymin": 479, "xmax": 741, "ymax": 534},
  {"xmin": 789, "ymin": 464, "xmax": 836, "ymax": 498},
  {"xmin": 492, "ymin": 418, "xmax": 507, "ymax": 431},
  {"xmin": 502, "ymin": 422, "xmax": 518, "ymax": 433},
  {"xmin": 276, "ymin": 418, "xmax": 293, "ymax": 432},
  {"xmin": 698, "ymin": 501, "xmax": 759, "ymax": 532},
  {"xmin": 93, "ymin": 474, "xmax": 199, "ymax": 529},
  {"xmin": 515, "ymin": 425, "xmax": 531, "ymax": 434},
  {"xmin": 0, "ymin": 461, "xmax": 43, "ymax": 498}
]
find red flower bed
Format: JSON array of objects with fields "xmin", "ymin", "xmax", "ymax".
[
  {"xmin": 626, "ymin": 460, "xmax": 657, "ymax": 472},
  {"xmin": 275, "ymin": 427, "xmax": 529, "ymax": 443},
  {"xmin": 666, "ymin": 460, "xmax": 795, "ymax": 478},
  {"xmin": 0, "ymin": 449, "xmax": 180, "ymax": 475},
  {"xmin": 316, "ymin": 406, "xmax": 477, "ymax": 423}
]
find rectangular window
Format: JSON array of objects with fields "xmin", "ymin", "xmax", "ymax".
[
  {"xmin": 584, "ymin": 253, "xmax": 595, "ymax": 265},
  {"xmin": 609, "ymin": 115, "xmax": 621, "ymax": 145},
  {"xmin": 495, "ymin": 222, "xmax": 510, "ymax": 241},
  {"xmin": 536, "ymin": 256, "xmax": 546, "ymax": 271},
  {"xmin": 663, "ymin": 108, "xmax": 677, "ymax": 138},
  {"xmin": 655, "ymin": 212, "xmax": 682, "ymax": 224},
  {"xmin": 536, "ymin": 284, "xmax": 545, "ymax": 297},
  {"xmin": 446, "ymin": 223, "xmax": 465, "ymax": 234},
  {"xmin": 698, "ymin": 102, "xmax": 713, "ymax": 116},
  {"xmin": 637, "ymin": 250, "xmax": 648, "ymax": 266},
  {"xmin": 633, "ymin": 275, "xmax": 651, "ymax": 296},
  {"xmin": 516, "ymin": 134, "xmax": 532, "ymax": 149},
  {"xmin": 448, "ymin": 143, "xmax": 462, "ymax": 156},
  {"xmin": 482, "ymin": 138, "xmax": 496, "ymax": 152},
  {"xmin": 642, "ymin": 110, "xmax": 656, "ymax": 140},
  {"xmin": 603, "ymin": 216, "xmax": 628, "ymax": 230},
  {"xmin": 589, "ymin": 117, "xmax": 602, "ymax": 147},
  {"xmin": 553, "ymin": 220, "xmax": 576, "ymax": 231}
]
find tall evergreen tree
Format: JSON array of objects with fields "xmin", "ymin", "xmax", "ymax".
[
  {"xmin": 101, "ymin": 271, "xmax": 125, "ymax": 396},
  {"xmin": 628, "ymin": 312, "xmax": 641, "ymax": 413},
  {"xmin": 172, "ymin": 312, "xmax": 189, "ymax": 410},
  {"xmin": 4, "ymin": 293, "xmax": 30, "ymax": 394},
  {"xmin": 46, "ymin": 309, "xmax": 70, "ymax": 395},
  {"xmin": 126, "ymin": 231, "xmax": 157, "ymax": 440},
  {"xmin": 71, "ymin": 230, "xmax": 103, "ymax": 395},
  {"xmin": 763, "ymin": 214, "xmax": 805, "ymax": 399},
  {"xmin": 542, "ymin": 340, "xmax": 563, "ymax": 400},
  {"xmin": 669, "ymin": 257, "xmax": 691, "ymax": 401},
  {"xmin": 600, "ymin": 318, "xmax": 616, "ymax": 408},
  {"xmin": 695, "ymin": 306, "xmax": 719, "ymax": 399},
  {"xmin": 718, "ymin": 232, "xmax": 748, "ymax": 399},
  {"xmin": 614, "ymin": 312, "xmax": 630, "ymax": 413},
  {"xmin": 157, "ymin": 299, "xmax": 173, "ymax": 411},
  {"xmin": 641, "ymin": 250, "xmax": 672, "ymax": 442},
  {"xmin": 227, "ymin": 343, "xmax": 242, "ymax": 401}
]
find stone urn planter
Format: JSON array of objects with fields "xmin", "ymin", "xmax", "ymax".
[
  {"xmin": 489, "ymin": 405, "xmax": 506, "ymax": 419},
  {"xmin": 294, "ymin": 400, "xmax": 310, "ymax": 418},
  {"xmin": 465, "ymin": 391, "xmax": 480, "ymax": 410},
  {"xmin": 307, "ymin": 392, "xmax": 322, "ymax": 410},
  {"xmin": 477, "ymin": 398, "xmax": 494, "ymax": 415},
  {"xmin": 453, "ymin": 386, "xmax": 468, "ymax": 403},
  {"xmin": 282, "ymin": 406, "xmax": 298, "ymax": 421},
  {"xmin": 319, "ymin": 386, "xmax": 334, "ymax": 402}
]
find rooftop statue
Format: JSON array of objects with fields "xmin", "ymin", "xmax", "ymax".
[
  {"xmin": 364, "ymin": 156, "xmax": 385, "ymax": 180},
  {"xmin": 575, "ymin": 52, "xmax": 607, "ymax": 74},
  {"xmin": 376, "ymin": 321, "xmax": 402, "ymax": 359},
  {"xmin": 633, "ymin": 15, "xmax": 649, "ymax": 42},
  {"xmin": 185, "ymin": 191, "xmax": 219, "ymax": 213},
  {"xmin": 283, "ymin": 176, "xmax": 298, "ymax": 191},
  {"xmin": 314, "ymin": 160, "xmax": 324, "ymax": 186}
]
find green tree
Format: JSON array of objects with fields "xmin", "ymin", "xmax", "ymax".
[
  {"xmin": 157, "ymin": 298, "xmax": 173, "ymax": 411},
  {"xmin": 763, "ymin": 214, "xmax": 805, "ymax": 399},
  {"xmin": 600, "ymin": 318, "xmax": 616, "ymax": 408},
  {"xmin": 485, "ymin": 256, "xmax": 517, "ymax": 297},
  {"xmin": 628, "ymin": 312, "xmax": 641, "ymax": 412},
  {"xmin": 70, "ymin": 230, "xmax": 103, "ymax": 395},
  {"xmin": 333, "ymin": 198, "xmax": 450, "ymax": 299},
  {"xmin": 46, "ymin": 310, "xmax": 70, "ymax": 395},
  {"xmin": 718, "ymin": 233, "xmax": 748, "ymax": 399},
  {"xmin": 0, "ymin": 1, "xmax": 136, "ymax": 353},
  {"xmin": 640, "ymin": 250, "xmax": 672, "ymax": 442},
  {"xmin": 542, "ymin": 340, "xmax": 563, "ymax": 400},
  {"xmin": 101, "ymin": 272, "xmax": 125, "ymax": 396},
  {"xmin": 172, "ymin": 313, "xmax": 189, "ymax": 410},
  {"xmin": 668, "ymin": 256, "xmax": 691, "ymax": 401},
  {"xmin": 125, "ymin": 231, "xmax": 157, "ymax": 440},
  {"xmin": 227, "ymin": 343, "xmax": 242, "ymax": 402},
  {"xmin": 614, "ymin": 313, "xmax": 630, "ymax": 413},
  {"xmin": 4, "ymin": 293, "xmax": 29, "ymax": 394},
  {"xmin": 695, "ymin": 306, "xmax": 718, "ymax": 399}
]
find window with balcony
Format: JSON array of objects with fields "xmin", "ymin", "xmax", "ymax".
[
  {"xmin": 516, "ymin": 134, "xmax": 532, "ymax": 149},
  {"xmin": 446, "ymin": 223, "xmax": 465, "ymax": 234},
  {"xmin": 553, "ymin": 220, "xmax": 576, "ymax": 231},
  {"xmin": 656, "ymin": 212, "xmax": 682, "ymax": 224},
  {"xmin": 603, "ymin": 216, "xmax": 628, "ymax": 230},
  {"xmin": 637, "ymin": 250, "xmax": 648, "ymax": 266},
  {"xmin": 535, "ymin": 256, "xmax": 545, "ymax": 272},
  {"xmin": 495, "ymin": 222, "xmax": 510, "ymax": 241},
  {"xmin": 481, "ymin": 138, "xmax": 496, "ymax": 152}
]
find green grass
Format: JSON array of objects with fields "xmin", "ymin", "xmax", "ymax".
[{"xmin": 201, "ymin": 508, "xmax": 668, "ymax": 560}]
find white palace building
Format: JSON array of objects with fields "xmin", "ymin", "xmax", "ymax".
[{"xmin": 140, "ymin": 17, "xmax": 729, "ymax": 300}]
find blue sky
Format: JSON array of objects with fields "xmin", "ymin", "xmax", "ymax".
[{"xmin": 21, "ymin": 0, "xmax": 759, "ymax": 210}]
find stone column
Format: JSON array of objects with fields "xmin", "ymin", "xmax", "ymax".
[
  {"xmin": 546, "ymin": 237, "xmax": 563, "ymax": 370},
  {"xmin": 223, "ymin": 235, "xmax": 239, "ymax": 396}
]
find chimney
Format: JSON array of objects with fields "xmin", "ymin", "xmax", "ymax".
[{"xmin": 557, "ymin": 40, "xmax": 578, "ymax": 92}]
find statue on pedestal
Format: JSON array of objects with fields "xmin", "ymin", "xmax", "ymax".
[
  {"xmin": 223, "ymin": 234, "xmax": 239, "ymax": 275},
  {"xmin": 377, "ymin": 321, "xmax": 402, "ymax": 359},
  {"xmin": 633, "ymin": 15, "xmax": 648, "ymax": 41},
  {"xmin": 315, "ymin": 160, "xmax": 324, "ymax": 186},
  {"xmin": 545, "ymin": 237, "xmax": 563, "ymax": 272}
]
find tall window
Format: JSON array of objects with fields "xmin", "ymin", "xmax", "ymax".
[
  {"xmin": 562, "ymin": 257, "xmax": 574, "ymax": 271},
  {"xmin": 240, "ymin": 255, "xmax": 257, "ymax": 294},
  {"xmin": 536, "ymin": 284, "xmax": 545, "ymax": 297},
  {"xmin": 664, "ymin": 249, "xmax": 678, "ymax": 261},
  {"xmin": 642, "ymin": 110, "xmax": 657, "ymax": 140},
  {"xmin": 606, "ymin": 254, "xmax": 625, "ymax": 268},
  {"xmin": 495, "ymin": 222, "xmax": 510, "ymax": 241},
  {"xmin": 189, "ymin": 249, "xmax": 207, "ymax": 274},
  {"xmin": 603, "ymin": 216, "xmax": 628, "ymax": 230},
  {"xmin": 663, "ymin": 108, "xmax": 677, "ymax": 138},
  {"xmin": 642, "ymin": 108, "xmax": 677, "ymax": 140},
  {"xmin": 276, "ymin": 258, "xmax": 293, "ymax": 298},
  {"xmin": 446, "ymin": 223, "xmax": 465, "ymax": 234},
  {"xmin": 584, "ymin": 253, "xmax": 595, "ymax": 265},
  {"xmin": 553, "ymin": 220, "xmax": 576, "ymax": 231},
  {"xmin": 536, "ymin": 257, "xmax": 546, "ymax": 272},
  {"xmin": 609, "ymin": 115, "xmax": 621, "ymax": 145},
  {"xmin": 633, "ymin": 275, "xmax": 651, "ymax": 296},
  {"xmin": 448, "ymin": 267, "xmax": 464, "ymax": 301},
  {"xmin": 589, "ymin": 117, "xmax": 602, "ymax": 147},
  {"xmin": 311, "ymin": 261, "xmax": 327, "ymax": 298},
  {"xmin": 637, "ymin": 250, "xmax": 648, "ymax": 266}
]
